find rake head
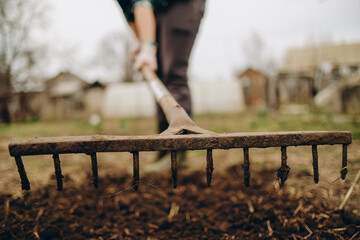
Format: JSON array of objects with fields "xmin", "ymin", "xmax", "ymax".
[
  {"xmin": 9, "ymin": 130, "xmax": 352, "ymax": 191},
  {"xmin": 8, "ymin": 67, "xmax": 352, "ymax": 191}
]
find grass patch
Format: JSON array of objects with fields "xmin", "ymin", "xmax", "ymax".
[
  {"xmin": 74, "ymin": 120, "xmax": 103, "ymax": 133},
  {"xmin": 0, "ymin": 111, "xmax": 357, "ymax": 140}
]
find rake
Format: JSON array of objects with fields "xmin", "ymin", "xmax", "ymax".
[{"xmin": 8, "ymin": 66, "xmax": 352, "ymax": 191}]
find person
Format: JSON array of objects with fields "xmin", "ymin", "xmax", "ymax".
[{"xmin": 116, "ymin": 0, "xmax": 206, "ymax": 170}]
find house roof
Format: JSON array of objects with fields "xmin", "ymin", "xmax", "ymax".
[
  {"xmin": 85, "ymin": 80, "xmax": 106, "ymax": 89},
  {"xmin": 280, "ymin": 42, "xmax": 360, "ymax": 73},
  {"xmin": 46, "ymin": 72, "xmax": 90, "ymax": 97},
  {"xmin": 237, "ymin": 68, "xmax": 267, "ymax": 79}
]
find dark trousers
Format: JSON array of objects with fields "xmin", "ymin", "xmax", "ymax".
[{"xmin": 155, "ymin": 0, "xmax": 206, "ymax": 132}]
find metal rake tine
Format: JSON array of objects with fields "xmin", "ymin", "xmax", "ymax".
[
  {"xmin": 277, "ymin": 146, "xmax": 291, "ymax": 185},
  {"xmin": 312, "ymin": 145, "xmax": 319, "ymax": 183},
  {"xmin": 14, "ymin": 156, "xmax": 30, "ymax": 190},
  {"xmin": 206, "ymin": 149, "xmax": 214, "ymax": 187},
  {"xmin": 171, "ymin": 151, "xmax": 177, "ymax": 189},
  {"xmin": 281, "ymin": 146, "xmax": 287, "ymax": 166},
  {"xmin": 243, "ymin": 148, "xmax": 250, "ymax": 187},
  {"xmin": 341, "ymin": 144, "xmax": 348, "ymax": 180},
  {"xmin": 90, "ymin": 153, "xmax": 99, "ymax": 188},
  {"xmin": 52, "ymin": 154, "xmax": 63, "ymax": 190},
  {"xmin": 131, "ymin": 151, "xmax": 140, "ymax": 191}
]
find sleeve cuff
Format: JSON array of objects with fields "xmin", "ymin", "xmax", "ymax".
[{"xmin": 133, "ymin": 0, "xmax": 153, "ymax": 10}]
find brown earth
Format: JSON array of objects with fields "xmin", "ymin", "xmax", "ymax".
[
  {"xmin": 1, "ymin": 114, "xmax": 359, "ymax": 239},
  {"xmin": 1, "ymin": 165, "xmax": 359, "ymax": 240}
]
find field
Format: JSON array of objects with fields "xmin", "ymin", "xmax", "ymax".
[{"xmin": 0, "ymin": 111, "xmax": 359, "ymax": 239}]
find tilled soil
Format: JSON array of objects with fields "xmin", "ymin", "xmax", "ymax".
[{"xmin": 1, "ymin": 166, "xmax": 359, "ymax": 240}]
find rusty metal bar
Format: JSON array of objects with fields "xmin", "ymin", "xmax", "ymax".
[
  {"xmin": 52, "ymin": 154, "xmax": 63, "ymax": 190},
  {"xmin": 90, "ymin": 153, "xmax": 99, "ymax": 188},
  {"xmin": 131, "ymin": 151, "xmax": 140, "ymax": 191},
  {"xmin": 8, "ymin": 131, "xmax": 352, "ymax": 156},
  {"xmin": 206, "ymin": 149, "xmax": 214, "ymax": 187},
  {"xmin": 171, "ymin": 151, "xmax": 177, "ymax": 189},
  {"xmin": 277, "ymin": 146, "xmax": 291, "ymax": 185},
  {"xmin": 243, "ymin": 148, "xmax": 250, "ymax": 187},
  {"xmin": 341, "ymin": 144, "xmax": 348, "ymax": 180},
  {"xmin": 312, "ymin": 145, "xmax": 319, "ymax": 183},
  {"xmin": 14, "ymin": 156, "xmax": 30, "ymax": 190}
]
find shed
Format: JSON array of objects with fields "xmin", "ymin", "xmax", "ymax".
[
  {"xmin": 237, "ymin": 68, "xmax": 269, "ymax": 109},
  {"xmin": 277, "ymin": 42, "xmax": 360, "ymax": 105},
  {"xmin": 44, "ymin": 72, "xmax": 90, "ymax": 119}
]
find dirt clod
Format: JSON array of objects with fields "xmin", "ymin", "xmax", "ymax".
[{"xmin": 277, "ymin": 164, "xmax": 291, "ymax": 185}]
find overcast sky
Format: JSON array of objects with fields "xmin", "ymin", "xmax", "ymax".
[{"xmin": 46, "ymin": 0, "xmax": 360, "ymax": 81}]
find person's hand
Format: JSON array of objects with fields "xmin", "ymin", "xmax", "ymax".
[
  {"xmin": 130, "ymin": 40, "xmax": 141, "ymax": 61},
  {"xmin": 134, "ymin": 41, "xmax": 158, "ymax": 71}
]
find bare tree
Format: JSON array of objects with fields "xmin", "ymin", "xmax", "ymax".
[
  {"xmin": 0, "ymin": 0, "xmax": 48, "ymax": 123},
  {"xmin": 242, "ymin": 32, "xmax": 264, "ymax": 70},
  {"xmin": 242, "ymin": 32, "xmax": 278, "ymax": 77},
  {"xmin": 91, "ymin": 30, "xmax": 135, "ymax": 82}
]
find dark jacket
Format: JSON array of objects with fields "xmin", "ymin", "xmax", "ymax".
[{"xmin": 116, "ymin": 0, "xmax": 175, "ymax": 21}]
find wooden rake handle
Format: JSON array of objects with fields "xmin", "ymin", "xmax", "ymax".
[{"xmin": 141, "ymin": 66, "xmax": 214, "ymax": 135}]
